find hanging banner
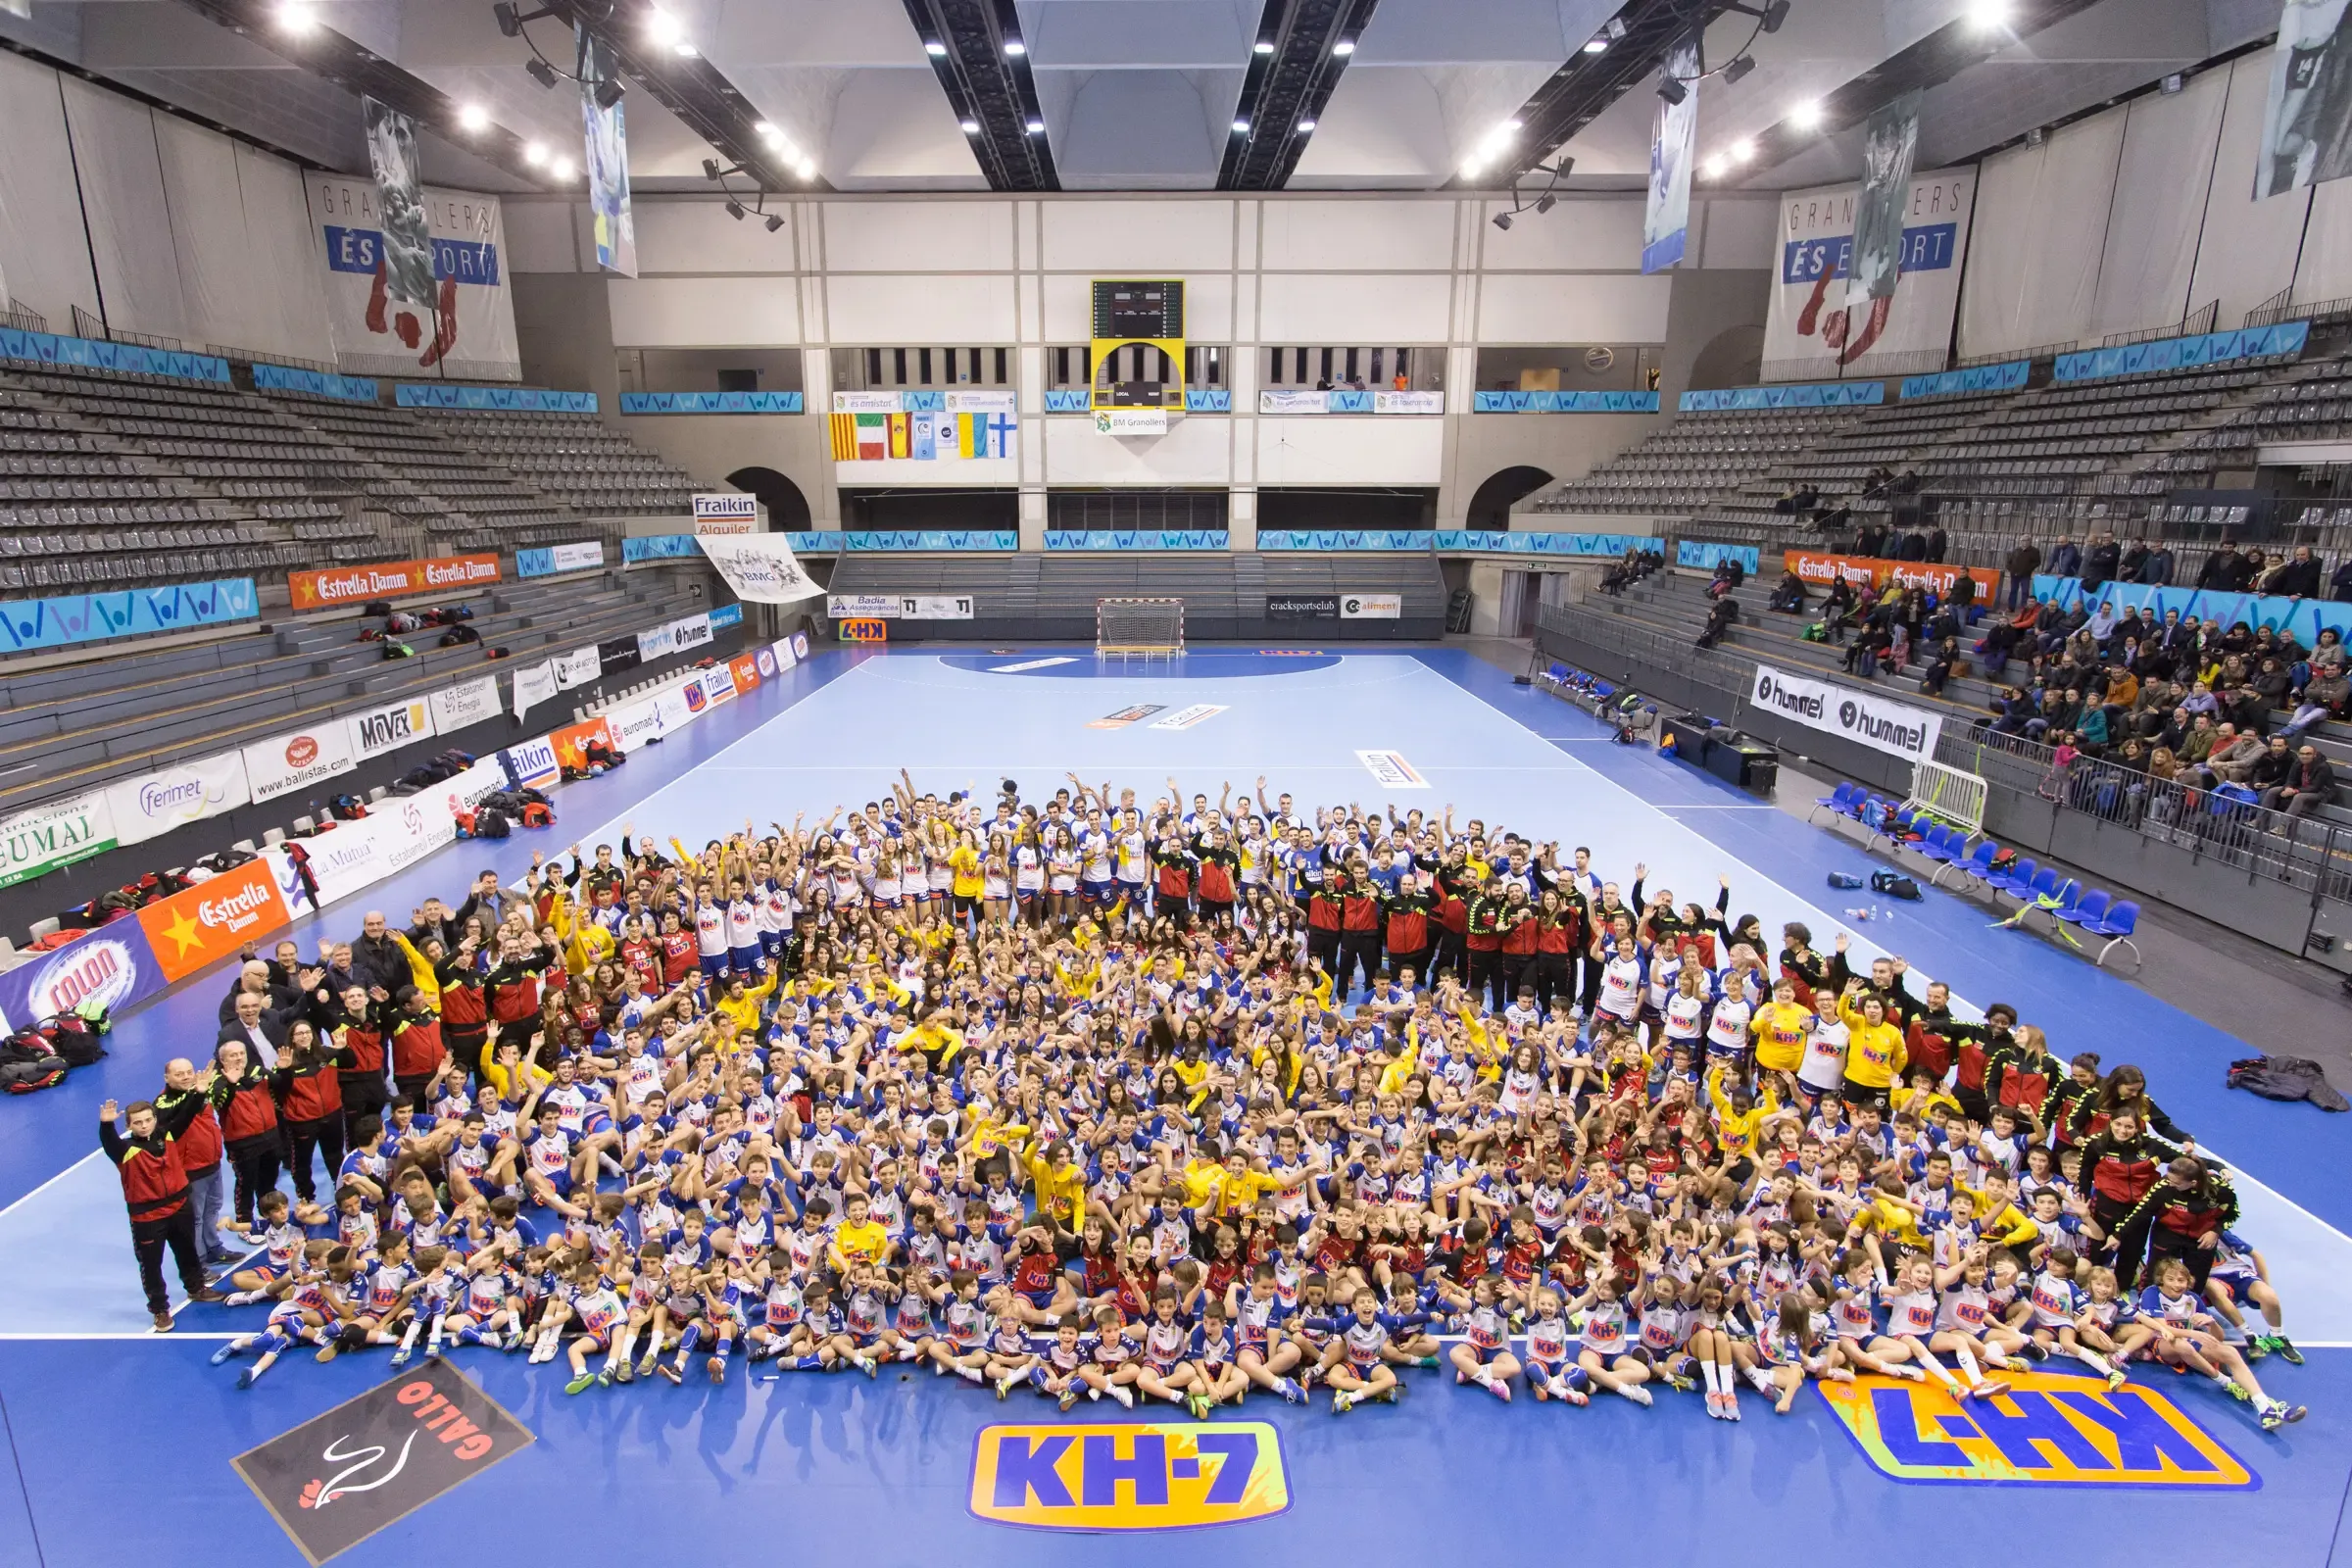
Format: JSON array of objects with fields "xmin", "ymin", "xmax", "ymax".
[
  {"xmin": 671, "ymin": 612, "xmax": 713, "ymax": 651},
  {"xmin": 1643, "ymin": 35, "xmax": 1700, "ymax": 272},
  {"xmin": 1781, "ymin": 548, "xmax": 1999, "ymax": 602},
  {"xmin": 362, "ymin": 97, "xmax": 435, "ymax": 310},
  {"xmin": 1849, "ymin": 92, "xmax": 1922, "ymax": 309},
  {"xmin": 346, "ymin": 696, "xmax": 436, "ymax": 761},
  {"xmin": 515, "ymin": 542, "xmax": 605, "ymax": 578},
  {"xmin": 0, "ymin": 916, "xmax": 164, "ymax": 1030},
  {"xmin": 1762, "ymin": 168, "xmax": 1974, "ymax": 377},
  {"xmin": 900, "ymin": 594, "xmax": 974, "ymax": 619},
  {"xmin": 104, "ymin": 752, "xmax": 252, "ymax": 848},
  {"xmin": 827, "ymin": 396, "xmax": 1018, "ymax": 478},
  {"xmin": 288, "ymin": 554, "xmax": 499, "ymax": 612},
  {"xmin": 307, "ymin": 172, "xmax": 522, "ymax": 382},
  {"xmin": 1750, "ymin": 662, "xmax": 1942, "ymax": 762},
  {"xmin": 554, "ymin": 646, "xmax": 603, "ymax": 689},
  {"xmin": 261, "ymin": 796, "xmax": 458, "ymax": 916},
  {"xmin": 426, "ymin": 674, "xmax": 502, "ymax": 733},
  {"xmin": 2260, "ymin": 0, "xmax": 2352, "ymax": 198},
  {"xmin": 244, "ymin": 723, "xmax": 359, "ymax": 804},
  {"xmin": 512, "ymin": 660, "xmax": 559, "ymax": 719},
  {"xmin": 697, "ymin": 533, "xmax": 821, "ymax": 604},
  {"xmin": 598, "ymin": 636, "xmax": 642, "ymax": 676},
  {"xmin": 0, "ymin": 792, "xmax": 116, "ymax": 887},
  {"xmin": 577, "ymin": 23, "xmax": 636, "ymax": 276},
  {"xmin": 636, "ymin": 621, "xmax": 677, "ymax": 662}
]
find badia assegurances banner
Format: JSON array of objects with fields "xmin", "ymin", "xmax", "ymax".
[
  {"xmin": 306, "ymin": 169, "xmax": 522, "ymax": 383},
  {"xmin": 1762, "ymin": 164, "xmax": 1973, "ymax": 379}
]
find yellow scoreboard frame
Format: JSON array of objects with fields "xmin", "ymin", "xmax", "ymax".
[{"xmin": 1090, "ymin": 279, "xmax": 1185, "ymax": 410}]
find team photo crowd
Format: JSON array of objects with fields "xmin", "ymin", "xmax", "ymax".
[{"xmin": 98, "ymin": 769, "xmax": 2309, "ymax": 1427}]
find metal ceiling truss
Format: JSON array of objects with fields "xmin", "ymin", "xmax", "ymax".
[
  {"xmin": 903, "ymin": 0, "xmax": 1058, "ymax": 190},
  {"xmin": 1218, "ymin": 0, "xmax": 1381, "ymax": 189}
]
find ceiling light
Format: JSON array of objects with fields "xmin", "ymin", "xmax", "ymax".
[
  {"xmin": 524, "ymin": 57, "xmax": 560, "ymax": 89},
  {"xmin": 1333, "ymin": 37, "xmax": 1355, "ymax": 55},
  {"xmin": 644, "ymin": 8, "xmax": 682, "ymax": 45},
  {"xmin": 457, "ymin": 103, "xmax": 489, "ymax": 132},
  {"xmin": 492, "ymin": 2, "xmax": 523, "ymax": 39},
  {"xmin": 1493, "ymin": 212, "xmax": 1512, "ymax": 230},
  {"xmin": 1971, "ymin": 0, "xmax": 2009, "ymax": 28},
  {"xmin": 275, "ymin": 2, "xmax": 318, "ymax": 35},
  {"xmin": 1789, "ymin": 99, "xmax": 1822, "ymax": 129},
  {"xmin": 1657, "ymin": 75, "xmax": 1687, "ymax": 106},
  {"xmin": 1721, "ymin": 53, "xmax": 1755, "ymax": 85},
  {"xmin": 523, "ymin": 141, "xmax": 549, "ymax": 167},
  {"xmin": 1297, "ymin": 118, "xmax": 1316, "ymax": 131},
  {"xmin": 1729, "ymin": 138, "xmax": 1755, "ymax": 163},
  {"xmin": 960, "ymin": 119, "xmax": 980, "ymax": 133},
  {"xmin": 1583, "ymin": 37, "xmax": 1608, "ymax": 53},
  {"xmin": 764, "ymin": 214, "xmax": 784, "ymax": 232},
  {"xmin": 925, "ymin": 40, "xmax": 947, "ymax": 56},
  {"xmin": 1004, "ymin": 38, "xmax": 1025, "ymax": 56},
  {"xmin": 1703, "ymin": 155, "xmax": 1729, "ymax": 177},
  {"xmin": 673, "ymin": 42, "xmax": 698, "ymax": 57},
  {"xmin": 593, "ymin": 75, "xmax": 625, "ymax": 111},
  {"xmin": 550, "ymin": 156, "xmax": 573, "ymax": 179},
  {"xmin": 1254, "ymin": 39, "xmax": 1275, "ymax": 54},
  {"xmin": 725, "ymin": 199, "xmax": 746, "ymax": 220},
  {"xmin": 755, "ymin": 120, "xmax": 778, "ymax": 140},
  {"xmin": 1025, "ymin": 118, "xmax": 1045, "ymax": 133},
  {"xmin": 1232, "ymin": 119, "xmax": 1251, "ymax": 133},
  {"xmin": 796, "ymin": 158, "xmax": 816, "ymax": 179}
]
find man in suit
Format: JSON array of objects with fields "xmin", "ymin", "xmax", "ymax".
[
  {"xmin": 216, "ymin": 990, "xmax": 286, "ymax": 1071},
  {"xmin": 216, "ymin": 959, "xmax": 294, "ymax": 1029}
]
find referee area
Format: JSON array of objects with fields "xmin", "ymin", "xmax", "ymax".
[{"xmin": 4, "ymin": 645, "xmax": 2349, "ymax": 1566}]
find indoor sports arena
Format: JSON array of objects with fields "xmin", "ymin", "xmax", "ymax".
[{"xmin": 2, "ymin": 1, "xmax": 2351, "ymax": 1564}]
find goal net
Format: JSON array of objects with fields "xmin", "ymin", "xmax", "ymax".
[{"xmin": 1097, "ymin": 597, "xmax": 1185, "ymax": 665}]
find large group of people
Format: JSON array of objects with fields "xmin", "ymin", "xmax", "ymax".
[{"xmin": 96, "ymin": 770, "xmax": 2309, "ymax": 1429}]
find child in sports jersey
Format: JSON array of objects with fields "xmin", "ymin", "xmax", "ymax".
[
  {"xmin": 1446, "ymin": 1273, "xmax": 1519, "ymax": 1402},
  {"xmin": 2203, "ymin": 1236, "xmax": 2301, "ymax": 1364},
  {"xmin": 213, "ymin": 1243, "xmax": 356, "ymax": 1388},
  {"xmin": 1754, "ymin": 1297, "xmax": 1848, "ymax": 1414},
  {"xmin": 1564, "ymin": 1270, "xmax": 1653, "ymax": 1406},
  {"xmin": 2138, "ymin": 1255, "xmax": 2305, "ymax": 1430},
  {"xmin": 928, "ymin": 1270, "xmax": 993, "ymax": 1383},
  {"xmin": 1188, "ymin": 1298, "xmax": 1248, "ymax": 1412},
  {"xmin": 1879, "ymin": 1252, "xmax": 2001, "ymax": 1401},
  {"xmin": 1032, "ymin": 1319, "xmax": 1093, "ymax": 1411},
  {"xmin": 1075, "ymin": 1305, "xmax": 1142, "ymax": 1409},
  {"xmin": 2024, "ymin": 1248, "xmax": 2125, "ymax": 1387},
  {"xmin": 1229, "ymin": 1262, "xmax": 1306, "ymax": 1403},
  {"xmin": 1324, "ymin": 1288, "xmax": 1410, "ymax": 1413},
  {"xmin": 982, "ymin": 1285, "xmax": 1041, "ymax": 1396},
  {"xmin": 1928, "ymin": 1244, "xmax": 2027, "ymax": 1396},
  {"xmin": 562, "ymin": 1268, "xmax": 632, "ymax": 1394}
]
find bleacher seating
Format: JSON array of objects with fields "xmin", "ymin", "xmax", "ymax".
[
  {"xmin": 435, "ymin": 410, "xmax": 699, "ymax": 516},
  {"xmin": 1530, "ymin": 407, "xmax": 1860, "ymax": 515}
]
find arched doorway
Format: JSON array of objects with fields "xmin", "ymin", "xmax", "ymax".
[
  {"xmin": 725, "ymin": 466, "xmax": 811, "ymax": 529},
  {"xmin": 1464, "ymin": 465, "xmax": 1554, "ymax": 529}
]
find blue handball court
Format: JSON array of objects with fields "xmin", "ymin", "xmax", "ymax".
[{"xmin": 4, "ymin": 647, "xmax": 2348, "ymax": 1568}]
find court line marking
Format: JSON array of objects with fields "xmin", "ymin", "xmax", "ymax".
[{"xmin": 1423, "ymin": 655, "xmax": 2352, "ymax": 1250}]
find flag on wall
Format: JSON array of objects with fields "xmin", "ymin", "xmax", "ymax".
[
  {"xmin": 2260, "ymin": 0, "xmax": 2352, "ymax": 197},
  {"xmin": 1642, "ymin": 35, "xmax": 1699, "ymax": 273},
  {"xmin": 829, "ymin": 409, "xmax": 1016, "ymax": 461},
  {"xmin": 362, "ymin": 97, "xmax": 435, "ymax": 310},
  {"xmin": 1849, "ymin": 91, "xmax": 1921, "ymax": 307},
  {"xmin": 887, "ymin": 413, "xmax": 910, "ymax": 458}
]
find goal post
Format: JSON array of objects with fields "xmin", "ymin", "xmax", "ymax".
[{"xmin": 1096, "ymin": 597, "xmax": 1185, "ymax": 666}]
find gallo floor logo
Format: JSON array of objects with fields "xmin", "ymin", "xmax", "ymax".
[
  {"xmin": 1821, "ymin": 1370, "xmax": 2257, "ymax": 1488},
  {"xmin": 969, "ymin": 1421, "xmax": 1290, "ymax": 1531}
]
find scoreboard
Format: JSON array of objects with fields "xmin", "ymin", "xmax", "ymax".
[{"xmin": 1090, "ymin": 279, "xmax": 1185, "ymax": 410}]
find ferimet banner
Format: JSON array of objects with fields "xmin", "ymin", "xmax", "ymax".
[{"xmin": 103, "ymin": 753, "xmax": 252, "ymax": 848}]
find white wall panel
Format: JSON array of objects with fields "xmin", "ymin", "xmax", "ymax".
[
  {"xmin": 822, "ymin": 201, "xmax": 1013, "ymax": 272},
  {"xmin": 0, "ymin": 52, "xmax": 99, "ymax": 329},
  {"xmin": 234, "ymin": 145, "xmax": 334, "ymax": 363},
  {"xmin": 505, "ymin": 199, "xmax": 580, "ymax": 273},
  {"xmin": 2088, "ymin": 72, "xmax": 2228, "ymax": 337},
  {"xmin": 1258, "ymin": 200, "xmax": 1454, "ymax": 270},
  {"xmin": 1255, "ymin": 416, "xmax": 1444, "ymax": 484},
  {"xmin": 1479, "ymin": 199, "xmax": 1645, "ymax": 270},
  {"xmin": 1699, "ymin": 198, "xmax": 1778, "ymax": 270},
  {"xmin": 1476, "ymin": 272, "xmax": 1671, "ymax": 342},
  {"xmin": 1042, "ymin": 274, "xmax": 1092, "ymax": 341},
  {"xmin": 1040, "ymin": 200, "xmax": 1233, "ymax": 272},
  {"xmin": 154, "ymin": 117, "xmax": 262, "ymax": 353},
  {"xmin": 1958, "ymin": 113, "xmax": 2125, "ymax": 358},
  {"xmin": 634, "ymin": 200, "xmax": 798, "ymax": 274},
  {"xmin": 2196, "ymin": 51, "xmax": 2309, "ymax": 321},
  {"xmin": 1042, "ymin": 415, "xmax": 1233, "ymax": 484},
  {"xmin": 60, "ymin": 79, "xmax": 186, "ymax": 339},
  {"xmin": 608, "ymin": 275, "xmax": 799, "ymax": 345},
  {"xmin": 825, "ymin": 272, "xmax": 1014, "ymax": 341},
  {"xmin": 1259, "ymin": 272, "xmax": 1450, "ymax": 341}
]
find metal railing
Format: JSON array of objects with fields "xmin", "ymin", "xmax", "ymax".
[
  {"xmin": 209, "ymin": 345, "xmax": 340, "ymax": 376},
  {"xmin": 2247, "ymin": 291, "xmax": 2352, "ymax": 330},
  {"xmin": 2100, "ymin": 301, "xmax": 2219, "ymax": 349},
  {"xmin": 0, "ymin": 301, "xmax": 45, "ymax": 335},
  {"xmin": 2244, "ymin": 287, "xmax": 2295, "ymax": 330},
  {"xmin": 1957, "ymin": 341, "xmax": 2076, "ymax": 368}
]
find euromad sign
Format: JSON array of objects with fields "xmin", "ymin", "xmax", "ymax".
[
  {"xmin": 1822, "ymin": 1371, "xmax": 2257, "ymax": 1488},
  {"xmin": 969, "ymin": 1422, "xmax": 1289, "ymax": 1530}
]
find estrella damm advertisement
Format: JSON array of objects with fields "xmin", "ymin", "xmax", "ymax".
[
  {"xmin": 968, "ymin": 1422, "xmax": 1290, "ymax": 1530},
  {"xmin": 1821, "ymin": 1370, "xmax": 2257, "ymax": 1488}
]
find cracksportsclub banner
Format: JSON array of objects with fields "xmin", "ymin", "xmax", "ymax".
[
  {"xmin": 289, "ymin": 554, "xmax": 500, "ymax": 612},
  {"xmin": 306, "ymin": 172, "xmax": 522, "ymax": 382},
  {"xmin": 1762, "ymin": 167, "xmax": 1974, "ymax": 377}
]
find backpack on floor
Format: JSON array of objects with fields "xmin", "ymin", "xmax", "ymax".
[
  {"xmin": 457, "ymin": 807, "xmax": 512, "ymax": 840},
  {"xmin": 327, "ymin": 794, "xmax": 368, "ymax": 821},
  {"xmin": 518, "ymin": 801, "xmax": 555, "ymax": 829},
  {"xmin": 1871, "ymin": 870, "xmax": 1923, "ymax": 901}
]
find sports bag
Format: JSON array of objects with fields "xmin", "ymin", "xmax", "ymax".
[{"xmin": 1870, "ymin": 870, "xmax": 1923, "ymax": 900}]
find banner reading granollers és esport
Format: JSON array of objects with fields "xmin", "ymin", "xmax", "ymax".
[
  {"xmin": 289, "ymin": 554, "xmax": 500, "ymax": 612},
  {"xmin": 1762, "ymin": 166, "xmax": 1973, "ymax": 377},
  {"xmin": 306, "ymin": 172, "xmax": 522, "ymax": 382}
]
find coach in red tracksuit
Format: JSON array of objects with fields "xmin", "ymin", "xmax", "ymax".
[
  {"xmin": 1334, "ymin": 869, "xmax": 1384, "ymax": 1002},
  {"xmin": 389, "ymin": 988, "xmax": 447, "ymax": 1112},
  {"xmin": 154, "ymin": 1058, "xmax": 235, "ymax": 1268},
  {"xmin": 100, "ymin": 1099, "xmax": 225, "ymax": 1331}
]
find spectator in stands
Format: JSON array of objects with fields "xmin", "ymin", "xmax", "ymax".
[
  {"xmin": 1849, "ymin": 518, "xmax": 1883, "ymax": 558},
  {"xmin": 1919, "ymin": 636, "xmax": 1965, "ymax": 698},
  {"xmin": 1819, "ymin": 577, "xmax": 1858, "ymax": 641},
  {"xmin": 2082, "ymin": 530, "xmax": 2122, "ymax": 592},
  {"xmin": 2266, "ymin": 545, "xmax": 2324, "ymax": 599},
  {"xmin": 2249, "ymin": 735, "xmax": 2299, "ymax": 795},
  {"xmin": 2004, "ymin": 537, "xmax": 2042, "ymax": 610},
  {"xmin": 2207, "ymin": 723, "xmax": 2265, "ymax": 784},
  {"xmin": 2331, "ymin": 557, "xmax": 2352, "ymax": 602},
  {"xmin": 2265, "ymin": 745, "xmax": 2338, "ymax": 817},
  {"xmin": 1705, "ymin": 557, "xmax": 1744, "ymax": 598},
  {"xmin": 1767, "ymin": 569, "xmax": 1808, "ymax": 613},
  {"xmin": 1695, "ymin": 595, "xmax": 1739, "ymax": 649},
  {"xmin": 2046, "ymin": 536, "xmax": 2082, "ymax": 578},
  {"xmin": 2198, "ymin": 540, "xmax": 2252, "ymax": 591},
  {"xmin": 1925, "ymin": 524, "xmax": 1947, "ymax": 564}
]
